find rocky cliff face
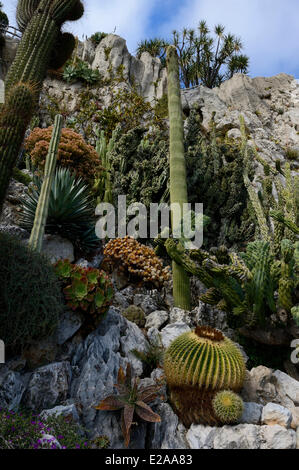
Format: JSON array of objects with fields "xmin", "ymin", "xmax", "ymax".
[{"xmin": 1, "ymin": 33, "xmax": 298, "ymax": 170}]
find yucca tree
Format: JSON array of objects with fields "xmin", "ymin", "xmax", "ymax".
[
  {"xmin": 136, "ymin": 38, "xmax": 169, "ymax": 66},
  {"xmin": 137, "ymin": 20, "xmax": 249, "ymax": 88}
]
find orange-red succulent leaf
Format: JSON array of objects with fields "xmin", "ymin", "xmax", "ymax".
[{"xmin": 135, "ymin": 401, "xmax": 161, "ymax": 422}]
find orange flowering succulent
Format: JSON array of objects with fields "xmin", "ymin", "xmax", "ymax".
[
  {"xmin": 25, "ymin": 126, "xmax": 102, "ymax": 185},
  {"xmin": 103, "ymin": 236, "xmax": 170, "ymax": 289}
]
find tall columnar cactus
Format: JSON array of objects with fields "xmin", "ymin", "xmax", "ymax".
[
  {"xmin": 0, "ymin": 82, "xmax": 36, "ymax": 210},
  {"xmin": 94, "ymin": 127, "xmax": 118, "ymax": 204},
  {"xmin": 162, "ymin": 237, "xmax": 298, "ymax": 328},
  {"xmin": 0, "ymin": 0, "xmax": 84, "ymax": 214},
  {"xmin": 166, "ymin": 45, "xmax": 191, "ymax": 310},
  {"xmin": 28, "ymin": 114, "xmax": 63, "ymax": 252},
  {"xmin": 164, "ymin": 326, "xmax": 246, "ymax": 426},
  {"xmin": 240, "ymin": 115, "xmax": 298, "ymax": 253}
]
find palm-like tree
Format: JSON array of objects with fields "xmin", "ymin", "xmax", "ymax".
[{"xmin": 136, "ymin": 20, "xmax": 249, "ymax": 88}]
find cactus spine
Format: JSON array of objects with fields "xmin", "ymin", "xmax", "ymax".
[
  {"xmin": 212, "ymin": 390, "xmax": 244, "ymax": 424},
  {"xmin": 0, "ymin": 82, "xmax": 36, "ymax": 211},
  {"xmin": 0, "ymin": 0, "xmax": 84, "ymax": 215},
  {"xmin": 164, "ymin": 326, "xmax": 246, "ymax": 426},
  {"xmin": 95, "ymin": 128, "xmax": 117, "ymax": 204},
  {"xmin": 166, "ymin": 45, "xmax": 190, "ymax": 310},
  {"xmin": 28, "ymin": 114, "xmax": 63, "ymax": 252}
]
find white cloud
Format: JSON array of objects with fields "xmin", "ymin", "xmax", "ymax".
[{"xmin": 2, "ymin": 0, "xmax": 298, "ymax": 77}]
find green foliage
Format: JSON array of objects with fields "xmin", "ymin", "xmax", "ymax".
[
  {"xmin": 20, "ymin": 168, "xmax": 99, "ymax": 253},
  {"xmin": 93, "ymin": 127, "xmax": 118, "ymax": 204},
  {"xmin": 90, "ymin": 32, "xmax": 107, "ymax": 46},
  {"xmin": 122, "ymin": 305, "xmax": 146, "ymax": 328},
  {"xmin": 138, "ymin": 21, "xmax": 249, "ymax": 88},
  {"xmin": 12, "ymin": 167, "xmax": 32, "ymax": 186},
  {"xmin": 241, "ymin": 115, "xmax": 299, "ymax": 250},
  {"xmin": 28, "ymin": 114, "xmax": 63, "ymax": 253},
  {"xmin": 108, "ymin": 113, "xmax": 254, "ymax": 249},
  {"xmin": 55, "ymin": 259, "xmax": 114, "ymax": 329},
  {"xmin": 0, "ymin": 233, "xmax": 64, "ymax": 352},
  {"xmin": 131, "ymin": 338, "xmax": 165, "ymax": 376},
  {"xmin": 63, "ymin": 58, "xmax": 102, "ymax": 85},
  {"xmin": 163, "ymin": 238, "xmax": 298, "ymax": 328},
  {"xmin": 109, "ymin": 127, "xmax": 169, "ymax": 208},
  {"xmin": 136, "ymin": 38, "xmax": 169, "ymax": 66},
  {"xmin": 185, "ymin": 112, "xmax": 256, "ymax": 247},
  {"xmin": 0, "ymin": 0, "xmax": 84, "ymax": 217},
  {"xmin": 212, "ymin": 390, "xmax": 244, "ymax": 424},
  {"xmin": 154, "ymin": 94, "xmax": 168, "ymax": 120},
  {"xmin": 291, "ymin": 306, "xmax": 299, "ymax": 327},
  {"xmin": 164, "ymin": 326, "xmax": 245, "ymax": 426},
  {"xmin": 94, "ymin": 364, "xmax": 162, "ymax": 447},
  {"xmin": 0, "ymin": 408, "xmax": 88, "ymax": 449},
  {"xmin": 0, "ymin": 2, "xmax": 8, "ymax": 49}
]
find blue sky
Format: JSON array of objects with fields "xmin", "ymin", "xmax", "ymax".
[{"xmin": 2, "ymin": 0, "xmax": 299, "ymax": 78}]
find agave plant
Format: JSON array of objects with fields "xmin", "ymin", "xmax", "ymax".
[
  {"xmin": 94, "ymin": 364, "xmax": 162, "ymax": 447},
  {"xmin": 20, "ymin": 168, "xmax": 99, "ymax": 252}
]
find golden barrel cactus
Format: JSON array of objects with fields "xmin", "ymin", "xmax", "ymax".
[{"xmin": 164, "ymin": 326, "xmax": 246, "ymax": 426}]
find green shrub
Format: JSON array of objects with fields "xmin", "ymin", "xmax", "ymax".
[
  {"xmin": 20, "ymin": 168, "xmax": 99, "ymax": 253},
  {"xmin": 0, "ymin": 233, "xmax": 64, "ymax": 352},
  {"xmin": 90, "ymin": 32, "xmax": 107, "ymax": 45},
  {"xmin": 63, "ymin": 59, "xmax": 102, "ymax": 85},
  {"xmin": 0, "ymin": 408, "xmax": 88, "ymax": 449},
  {"xmin": 12, "ymin": 167, "xmax": 32, "ymax": 186}
]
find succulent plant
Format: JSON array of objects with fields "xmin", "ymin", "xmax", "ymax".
[
  {"xmin": 94, "ymin": 363, "xmax": 162, "ymax": 447},
  {"xmin": 0, "ymin": 0, "xmax": 84, "ymax": 215},
  {"xmin": 164, "ymin": 326, "xmax": 246, "ymax": 427},
  {"xmin": 122, "ymin": 305, "xmax": 146, "ymax": 328},
  {"xmin": 212, "ymin": 390, "xmax": 244, "ymax": 424},
  {"xmin": 25, "ymin": 126, "xmax": 102, "ymax": 186},
  {"xmin": 28, "ymin": 114, "xmax": 63, "ymax": 252},
  {"xmin": 20, "ymin": 167, "xmax": 99, "ymax": 252},
  {"xmin": 103, "ymin": 236, "xmax": 170, "ymax": 289},
  {"xmin": 167, "ymin": 45, "xmax": 191, "ymax": 310},
  {"xmin": 55, "ymin": 259, "xmax": 114, "ymax": 329}
]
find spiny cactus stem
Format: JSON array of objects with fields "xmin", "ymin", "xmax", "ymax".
[
  {"xmin": 167, "ymin": 45, "xmax": 190, "ymax": 310},
  {"xmin": 28, "ymin": 114, "xmax": 63, "ymax": 252}
]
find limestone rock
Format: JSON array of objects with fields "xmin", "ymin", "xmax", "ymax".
[
  {"xmin": 133, "ymin": 293, "xmax": 158, "ymax": 315},
  {"xmin": 260, "ymin": 424, "xmax": 296, "ymax": 449},
  {"xmin": 239, "ymin": 402, "xmax": 263, "ymax": 425},
  {"xmin": 262, "ymin": 403, "xmax": 292, "ymax": 428},
  {"xmin": 70, "ymin": 307, "xmax": 148, "ymax": 434},
  {"xmin": 40, "ymin": 404, "xmax": 80, "ymax": 423},
  {"xmin": 169, "ymin": 307, "xmax": 192, "ymax": 326},
  {"xmin": 145, "ymin": 310, "xmax": 169, "ymax": 330},
  {"xmin": 0, "ymin": 367, "xmax": 25, "ymax": 410},
  {"xmin": 149, "ymin": 403, "xmax": 188, "ymax": 449},
  {"xmin": 273, "ymin": 370, "xmax": 299, "ymax": 406},
  {"xmin": 23, "ymin": 361, "xmax": 71, "ymax": 410},
  {"xmin": 41, "ymin": 234, "xmax": 75, "ymax": 264},
  {"xmin": 56, "ymin": 311, "xmax": 83, "ymax": 346}
]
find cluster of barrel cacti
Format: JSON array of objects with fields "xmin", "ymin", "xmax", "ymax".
[
  {"xmin": 0, "ymin": 0, "xmax": 84, "ymax": 215},
  {"xmin": 164, "ymin": 326, "xmax": 246, "ymax": 426}
]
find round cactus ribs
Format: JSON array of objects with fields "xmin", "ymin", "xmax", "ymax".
[{"xmin": 164, "ymin": 326, "xmax": 246, "ymax": 427}]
